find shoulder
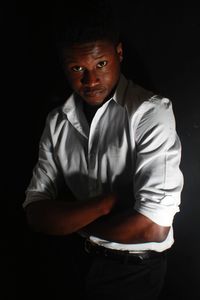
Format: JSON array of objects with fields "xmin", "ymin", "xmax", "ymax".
[
  {"xmin": 46, "ymin": 105, "xmax": 65, "ymax": 126},
  {"xmin": 45, "ymin": 96, "xmax": 73, "ymax": 129},
  {"xmin": 123, "ymin": 80, "xmax": 153, "ymax": 114},
  {"xmin": 124, "ymin": 79, "xmax": 174, "ymax": 120},
  {"xmin": 140, "ymin": 95, "xmax": 174, "ymax": 126},
  {"xmin": 135, "ymin": 95, "xmax": 176, "ymax": 145},
  {"xmin": 140, "ymin": 95, "xmax": 173, "ymax": 119}
]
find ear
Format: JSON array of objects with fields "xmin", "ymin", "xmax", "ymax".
[{"xmin": 116, "ymin": 42, "xmax": 123, "ymax": 62}]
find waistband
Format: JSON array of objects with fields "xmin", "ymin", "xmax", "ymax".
[{"xmin": 84, "ymin": 238, "xmax": 167, "ymax": 263}]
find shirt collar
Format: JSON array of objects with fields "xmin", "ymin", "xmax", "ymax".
[{"xmin": 62, "ymin": 93, "xmax": 89, "ymax": 138}]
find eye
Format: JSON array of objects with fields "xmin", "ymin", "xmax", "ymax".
[
  {"xmin": 71, "ymin": 66, "xmax": 84, "ymax": 72},
  {"xmin": 97, "ymin": 61, "xmax": 108, "ymax": 68}
]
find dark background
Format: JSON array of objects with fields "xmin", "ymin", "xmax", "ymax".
[{"xmin": 2, "ymin": 1, "xmax": 200, "ymax": 299}]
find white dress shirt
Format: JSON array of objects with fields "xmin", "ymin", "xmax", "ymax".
[{"xmin": 23, "ymin": 74, "xmax": 183, "ymax": 252}]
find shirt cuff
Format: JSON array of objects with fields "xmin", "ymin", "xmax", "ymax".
[
  {"xmin": 134, "ymin": 195, "xmax": 180, "ymax": 226},
  {"xmin": 22, "ymin": 191, "xmax": 51, "ymax": 209}
]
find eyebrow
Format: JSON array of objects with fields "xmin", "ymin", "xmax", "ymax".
[{"xmin": 94, "ymin": 55, "xmax": 106, "ymax": 59}]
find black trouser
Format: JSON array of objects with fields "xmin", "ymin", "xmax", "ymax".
[
  {"xmin": 73, "ymin": 236, "xmax": 167, "ymax": 300},
  {"xmin": 86, "ymin": 255, "xmax": 167, "ymax": 299}
]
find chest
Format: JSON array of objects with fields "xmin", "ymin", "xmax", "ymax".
[{"xmin": 53, "ymin": 106, "xmax": 136, "ymax": 197}]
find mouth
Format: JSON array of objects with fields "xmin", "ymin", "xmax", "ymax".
[{"xmin": 83, "ymin": 88, "xmax": 106, "ymax": 97}]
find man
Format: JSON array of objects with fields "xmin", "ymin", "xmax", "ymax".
[{"xmin": 23, "ymin": 1, "xmax": 183, "ymax": 299}]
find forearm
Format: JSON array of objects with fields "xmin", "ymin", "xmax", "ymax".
[
  {"xmin": 25, "ymin": 194, "xmax": 116, "ymax": 236},
  {"xmin": 83, "ymin": 209, "xmax": 170, "ymax": 244}
]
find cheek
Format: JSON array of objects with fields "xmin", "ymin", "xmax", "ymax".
[
  {"xmin": 101, "ymin": 74, "xmax": 114, "ymax": 87},
  {"xmin": 66, "ymin": 73, "xmax": 82, "ymax": 89},
  {"xmin": 101, "ymin": 64, "xmax": 120, "ymax": 85}
]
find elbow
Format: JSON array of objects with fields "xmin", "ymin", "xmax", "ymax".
[{"xmin": 145, "ymin": 224, "xmax": 170, "ymax": 243}]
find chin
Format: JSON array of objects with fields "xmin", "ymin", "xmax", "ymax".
[
  {"xmin": 85, "ymin": 98, "xmax": 105, "ymax": 106},
  {"xmin": 82, "ymin": 92, "xmax": 108, "ymax": 106}
]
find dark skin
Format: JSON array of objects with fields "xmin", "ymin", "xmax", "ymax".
[
  {"xmin": 25, "ymin": 40, "xmax": 170, "ymax": 243},
  {"xmin": 62, "ymin": 40, "xmax": 122, "ymax": 106}
]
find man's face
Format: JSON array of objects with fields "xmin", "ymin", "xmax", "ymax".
[{"xmin": 62, "ymin": 40, "xmax": 123, "ymax": 106}]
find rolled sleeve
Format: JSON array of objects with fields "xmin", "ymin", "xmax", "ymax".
[
  {"xmin": 23, "ymin": 114, "xmax": 59, "ymax": 208},
  {"xmin": 133, "ymin": 97, "xmax": 183, "ymax": 226}
]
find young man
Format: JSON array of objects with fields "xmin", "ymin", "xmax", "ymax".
[{"xmin": 23, "ymin": 1, "xmax": 183, "ymax": 299}]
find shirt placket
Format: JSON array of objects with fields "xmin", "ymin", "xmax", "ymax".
[
  {"xmin": 87, "ymin": 122, "xmax": 101, "ymax": 197},
  {"xmin": 87, "ymin": 99, "xmax": 113, "ymax": 198},
  {"xmin": 87, "ymin": 103, "xmax": 109, "ymax": 198}
]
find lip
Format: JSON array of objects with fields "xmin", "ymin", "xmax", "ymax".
[{"xmin": 83, "ymin": 88, "xmax": 106, "ymax": 97}]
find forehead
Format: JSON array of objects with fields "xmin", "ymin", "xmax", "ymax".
[{"xmin": 62, "ymin": 40, "xmax": 116, "ymax": 62}]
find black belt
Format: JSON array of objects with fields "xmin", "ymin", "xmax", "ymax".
[{"xmin": 84, "ymin": 239, "xmax": 167, "ymax": 263}]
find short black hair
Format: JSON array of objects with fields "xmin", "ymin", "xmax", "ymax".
[{"xmin": 52, "ymin": 0, "xmax": 121, "ymax": 50}]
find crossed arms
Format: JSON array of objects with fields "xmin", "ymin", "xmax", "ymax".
[{"xmin": 25, "ymin": 192, "xmax": 170, "ymax": 244}]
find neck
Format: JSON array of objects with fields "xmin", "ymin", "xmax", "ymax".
[{"xmin": 83, "ymin": 102, "xmax": 100, "ymax": 126}]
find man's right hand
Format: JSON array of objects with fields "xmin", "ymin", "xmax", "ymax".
[{"xmin": 98, "ymin": 193, "xmax": 119, "ymax": 215}]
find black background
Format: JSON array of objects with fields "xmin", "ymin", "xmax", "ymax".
[{"xmin": 2, "ymin": 1, "xmax": 200, "ymax": 299}]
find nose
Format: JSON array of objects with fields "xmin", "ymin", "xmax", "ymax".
[{"xmin": 81, "ymin": 70, "xmax": 100, "ymax": 87}]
